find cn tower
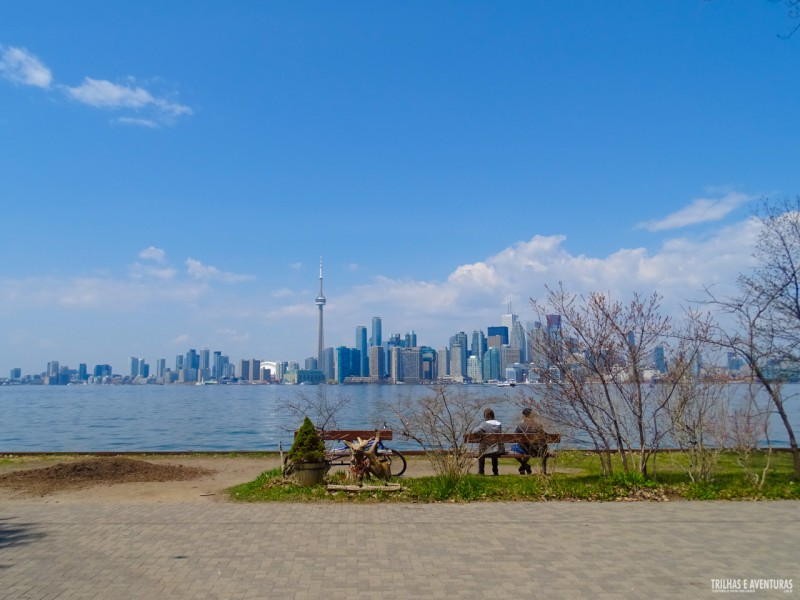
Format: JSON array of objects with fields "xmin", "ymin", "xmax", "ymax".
[{"xmin": 315, "ymin": 257, "xmax": 326, "ymax": 366}]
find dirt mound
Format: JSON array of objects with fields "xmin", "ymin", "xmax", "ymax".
[{"xmin": 0, "ymin": 457, "xmax": 214, "ymax": 496}]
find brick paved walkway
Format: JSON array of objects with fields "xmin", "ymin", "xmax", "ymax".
[{"xmin": 1, "ymin": 500, "xmax": 798, "ymax": 599}]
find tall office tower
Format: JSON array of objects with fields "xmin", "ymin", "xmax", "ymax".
[
  {"xmin": 212, "ymin": 351, "xmax": 222, "ymax": 379},
  {"xmin": 304, "ymin": 356, "xmax": 318, "ymax": 371},
  {"xmin": 450, "ymin": 342, "xmax": 466, "ymax": 380},
  {"xmin": 129, "ymin": 357, "xmax": 140, "ymax": 378},
  {"xmin": 321, "ymin": 347, "xmax": 334, "ymax": 381},
  {"xmin": 400, "ymin": 347, "xmax": 422, "ymax": 383},
  {"xmin": 200, "ymin": 348, "xmax": 211, "ymax": 380},
  {"xmin": 315, "ymin": 257, "xmax": 326, "ymax": 366},
  {"xmin": 546, "ymin": 314, "xmax": 562, "ymax": 340},
  {"xmin": 467, "ymin": 355, "xmax": 482, "ymax": 382},
  {"xmin": 420, "ymin": 347, "xmax": 436, "ymax": 381},
  {"xmin": 654, "ymin": 346, "xmax": 668, "ymax": 373},
  {"xmin": 239, "ymin": 359, "xmax": 250, "ymax": 381},
  {"xmin": 369, "ymin": 345, "xmax": 385, "ymax": 381},
  {"xmin": 501, "ymin": 346, "xmax": 521, "ymax": 379},
  {"xmin": 10, "ymin": 367, "xmax": 22, "ymax": 380},
  {"xmin": 483, "ymin": 346, "xmax": 501, "ymax": 381},
  {"xmin": 471, "ymin": 330, "xmax": 486, "ymax": 361},
  {"xmin": 156, "ymin": 358, "xmax": 166, "ymax": 379},
  {"xmin": 389, "ymin": 347, "xmax": 403, "ymax": 382},
  {"xmin": 437, "ymin": 347, "xmax": 450, "ymax": 379},
  {"xmin": 370, "ymin": 316, "xmax": 382, "ymax": 347},
  {"xmin": 487, "ymin": 326, "xmax": 509, "ymax": 346},
  {"xmin": 47, "ymin": 361, "xmax": 59, "ymax": 378},
  {"xmin": 355, "ymin": 326, "xmax": 369, "ymax": 376},
  {"xmin": 250, "ymin": 359, "xmax": 262, "ymax": 382},
  {"xmin": 405, "ymin": 330, "xmax": 417, "ymax": 349},
  {"xmin": 78, "ymin": 363, "xmax": 87, "ymax": 381},
  {"xmin": 334, "ymin": 346, "xmax": 352, "ymax": 383},
  {"xmin": 502, "ymin": 308, "xmax": 528, "ymax": 363},
  {"xmin": 175, "ymin": 354, "xmax": 184, "ymax": 372}
]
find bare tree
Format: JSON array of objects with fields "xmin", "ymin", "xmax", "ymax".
[
  {"xmin": 386, "ymin": 384, "xmax": 486, "ymax": 479},
  {"xmin": 703, "ymin": 197, "xmax": 800, "ymax": 479},
  {"xmin": 280, "ymin": 386, "xmax": 351, "ymax": 432},
  {"xmin": 727, "ymin": 383, "xmax": 773, "ymax": 488},
  {"xmin": 528, "ymin": 284, "xmax": 696, "ymax": 476}
]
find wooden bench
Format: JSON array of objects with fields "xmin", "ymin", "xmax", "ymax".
[
  {"xmin": 317, "ymin": 430, "xmax": 392, "ymax": 442},
  {"xmin": 464, "ymin": 432, "xmax": 561, "ymax": 475}
]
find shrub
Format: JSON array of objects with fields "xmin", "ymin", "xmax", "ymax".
[{"xmin": 287, "ymin": 417, "xmax": 326, "ymax": 464}]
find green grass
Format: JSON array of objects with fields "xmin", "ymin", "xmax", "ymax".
[{"xmin": 228, "ymin": 450, "xmax": 799, "ymax": 503}]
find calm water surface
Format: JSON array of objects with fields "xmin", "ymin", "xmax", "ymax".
[{"xmin": 1, "ymin": 383, "xmax": 798, "ymax": 451}]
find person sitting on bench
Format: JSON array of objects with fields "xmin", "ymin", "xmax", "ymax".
[
  {"xmin": 512, "ymin": 407, "xmax": 547, "ymax": 475},
  {"xmin": 473, "ymin": 408, "xmax": 504, "ymax": 476}
]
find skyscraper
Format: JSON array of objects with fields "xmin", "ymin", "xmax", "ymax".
[
  {"xmin": 355, "ymin": 325, "xmax": 369, "ymax": 376},
  {"xmin": 371, "ymin": 316, "xmax": 382, "ymax": 348},
  {"xmin": 316, "ymin": 257, "xmax": 326, "ymax": 366}
]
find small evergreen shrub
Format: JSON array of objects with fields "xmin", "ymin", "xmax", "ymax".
[{"xmin": 287, "ymin": 417, "xmax": 326, "ymax": 464}]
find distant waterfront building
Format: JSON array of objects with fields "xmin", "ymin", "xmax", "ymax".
[
  {"xmin": 389, "ymin": 347, "xmax": 403, "ymax": 382},
  {"xmin": 483, "ymin": 346, "xmax": 501, "ymax": 381},
  {"xmin": 356, "ymin": 326, "xmax": 369, "ymax": 377},
  {"xmin": 129, "ymin": 357, "xmax": 140, "ymax": 378},
  {"xmin": 501, "ymin": 346, "xmax": 521, "ymax": 378},
  {"xmin": 239, "ymin": 359, "xmax": 250, "ymax": 381},
  {"xmin": 175, "ymin": 354, "xmax": 184, "ymax": 372},
  {"xmin": 467, "ymin": 355, "xmax": 482, "ymax": 382},
  {"xmin": 93, "ymin": 364, "xmax": 112, "ymax": 378},
  {"xmin": 437, "ymin": 347, "xmax": 450, "ymax": 379},
  {"xmin": 487, "ymin": 326, "xmax": 509, "ymax": 346},
  {"xmin": 78, "ymin": 363, "xmax": 88, "ymax": 382},
  {"xmin": 304, "ymin": 356, "xmax": 318, "ymax": 371},
  {"xmin": 654, "ymin": 346, "xmax": 668, "ymax": 373},
  {"xmin": 450, "ymin": 342, "xmax": 466, "ymax": 380},
  {"xmin": 420, "ymin": 346, "xmax": 437, "ymax": 381},
  {"xmin": 156, "ymin": 358, "xmax": 167, "ymax": 380},
  {"xmin": 200, "ymin": 348, "xmax": 211, "ymax": 380},
  {"xmin": 369, "ymin": 346, "xmax": 385, "ymax": 381},
  {"xmin": 321, "ymin": 347, "xmax": 334, "ymax": 381},
  {"xmin": 471, "ymin": 330, "xmax": 486, "ymax": 362},
  {"xmin": 371, "ymin": 317, "xmax": 382, "ymax": 348},
  {"xmin": 334, "ymin": 347, "xmax": 353, "ymax": 383},
  {"xmin": 405, "ymin": 330, "xmax": 417, "ymax": 349},
  {"xmin": 400, "ymin": 347, "xmax": 422, "ymax": 383},
  {"xmin": 10, "ymin": 368, "xmax": 21, "ymax": 379}
]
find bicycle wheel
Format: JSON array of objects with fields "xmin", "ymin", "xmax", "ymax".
[{"xmin": 388, "ymin": 449, "xmax": 407, "ymax": 477}]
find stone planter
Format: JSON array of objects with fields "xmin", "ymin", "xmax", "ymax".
[{"xmin": 293, "ymin": 462, "xmax": 327, "ymax": 487}]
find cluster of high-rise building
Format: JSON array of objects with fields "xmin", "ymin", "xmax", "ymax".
[{"xmin": 2, "ymin": 260, "xmax": 753, "ymax": 386}]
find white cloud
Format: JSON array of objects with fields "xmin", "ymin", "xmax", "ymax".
[
  {"xmin": 0, "ymin": 43, "xmax": 192, "ymax": 126},
  {"xmin": 138, "ymin": 246, "xmax": 166, "ymax": 262},
  {"xmin": 63, "ymin": 77, "xmax": 192, "ymax": 125},
  {"xmin": 185, "ymin": 258, "xmax": 253, "ymax": 283},
  {"xmin": 271, "ymin": 288, "xmax": 295, "ymax": 298},
  {"xmin": 289, "ymin": 262, "xmax": 303, "ymax": 270},
  {"xmin": 636, "ymin": 191, "xmax": 753, "ymax": 232},
  {"xmin": 0, "ymin": 45, "xmax": 52, "ymax": 88},
  {"xmin": 169, "ymin": 334, "xmax": 192, "ymax": 346},
  {"xmin": 116, "ymin": 116, "xmax": 159, "ymax": 128}
]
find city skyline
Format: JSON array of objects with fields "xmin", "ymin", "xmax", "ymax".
[{"xmin": 2, "ymin": 3, "xmax": 799, "ymax": 374}]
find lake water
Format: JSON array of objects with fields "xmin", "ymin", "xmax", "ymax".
[{"xmin": 1, "ymin": 383, "xmax": 798, "ymax": 452}]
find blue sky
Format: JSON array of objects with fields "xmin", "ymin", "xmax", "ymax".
[{"xmin": 1, "ymin": 2, "xmax": 799, "ymax": 374}]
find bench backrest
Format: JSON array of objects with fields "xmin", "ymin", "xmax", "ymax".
[
  {"xmin": 464, "ymin": 432, "xmax": 560, "ymax": 445},
  {"xmin": 292, "ymin": 429, "xmax": 393, "ymax": 441}
]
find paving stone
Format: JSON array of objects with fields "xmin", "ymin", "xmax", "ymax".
[{"xmin": 1, "ymin": 501, "xmax": 798, "ymax": 598}]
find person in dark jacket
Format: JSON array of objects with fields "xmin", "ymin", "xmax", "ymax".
[
  {"xmin": 512, "ymin": 407, "xmax": 547, "ymax": 475},
  {"xmin": 473, "ymin": 407, "xmax": 504, "ymax": 475}
]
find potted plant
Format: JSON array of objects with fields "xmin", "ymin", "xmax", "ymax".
[{"xmin": 287, "ymin": 417, "xmax": 327, "ymax": 486}]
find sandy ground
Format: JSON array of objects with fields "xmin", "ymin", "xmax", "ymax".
[{"xmin": 0, "ymin": 455, "xmax": 281, "ymax": 505}]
